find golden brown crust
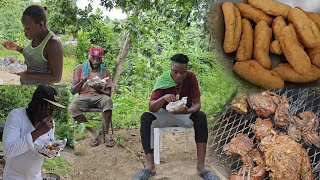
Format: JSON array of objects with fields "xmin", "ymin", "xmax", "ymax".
[
  {"xmin": 254, "ymin": 21, "xmax": 272, "ymax": 69},
  {"xmin": 288, "ymin": 8, "xmax": 320, "ymax": 48},
  {"xmin": 248, "ymin": 0, "xmax": 291, "ymax": 18},
  {"xmin": 279, "ymin": 25, "xmax": 312, "ymax": 75},
  {"xmin": 234, "ymin": 60, "xmax": 284, "ymax": 89},
  {"xmin": 222, "ymin": 2, "xmax": 242, "ymax": 53},
  {"xmin": 306, "ymin": 12, "xmax": 320, "ymax": 30},
  {"xmin": 308, "ymin": 46, "xmax": 320, "ymax": 68},
  {"xmin": 288, "ymin": 23, "xmax": 304, "ymax": 49},
  {"xmin": 270, "ymin": 40, "xmax": 283, "ymax": 55},
  {"xmin": 235, "ymin": 3, "xmax": 273, "ymax": 26},
  {"xmin": 272, "ymin": 16, "xmax": 286, "ymax": 40},
  {"xmin": 236, "ymin": 19, "xmax": 254, "ymax": 62},
  {"xmin": 272, "ymin": 63, "xmax": 320, "ymax": 83}
]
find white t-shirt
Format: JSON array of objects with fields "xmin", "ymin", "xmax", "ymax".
[{"xmin": 2, "ymin": 108, "xmax": 55, "ymax": 180}]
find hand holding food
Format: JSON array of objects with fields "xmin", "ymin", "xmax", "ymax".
[
  {"xmin": 2, "ymin": 40, "xmax": 18, "ymax": 51},
  {"xmin": 166, "ymin": 97, "xmax": 188, "ymax": 112},
  {"xmin": 35, "ymin": 139, "xmax": 67, "ymax": 159}
]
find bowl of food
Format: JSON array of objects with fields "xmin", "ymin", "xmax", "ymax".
[{"xmin": 35, "ymin": 139, "xmax": 67, "ymax": 159}]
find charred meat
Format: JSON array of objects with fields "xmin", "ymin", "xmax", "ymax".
[
  {"xmin": 247, "ymin": 92, "xmax": 277, "ymax": 117},
  {"xmin": 251, "ymin": 118, "xmax": 277, "ymax": 141},
  {"xmin": 288, "ymin": 111, "xmax": 320, "ymax": 148}
]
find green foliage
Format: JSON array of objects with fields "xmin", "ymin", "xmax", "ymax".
[
  {"xmin": 45, "ymin": 0, "xmax": 78, "ymax": 34},
  {"xmin": 75, "ymin": 19, "xmax": 119, "ymax": 71},
  {"xmin": 0, "ymin": 0, "xmax": 31, "ymax": 41},
  {"xmin": 59, "ymin": 34, "xmax": 77, "ymax": 58},
  {"xmin": 43, "ymin": 156, "xmax": 72, "ymax": 176}
]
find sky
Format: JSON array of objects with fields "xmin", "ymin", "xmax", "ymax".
[{"xmin": 76, "ymin": 0, "xmax": 127, "ymax": 20}]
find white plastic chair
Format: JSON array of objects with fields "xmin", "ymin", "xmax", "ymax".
[{"xmin": 153, "ymin": 127, "xmax": 194, "ymax": 164}]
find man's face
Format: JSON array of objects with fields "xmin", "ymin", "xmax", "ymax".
[
  {"xmin": 89, "ymin": 56, "xmax": 103, "ymax": 70},
  {"xmin": 40, "ymin": 102, "xmax": 56, "ymax": 118},
  {"xmin": 171, "ymin": 62, "xmax": 188, "ymax": 84},
  {"xmin": 21, "ymin": 15, "xmax": 42, "ymax": 40}
]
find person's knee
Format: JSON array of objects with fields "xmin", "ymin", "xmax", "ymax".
[
  {"xmin": 140, "ymin": 112, "xmax": 156, "ymax": 125},
  {"xmin": 191, "ymin": 111, "xmax": 207, "ymax": 123},
  {"xmin": 68, "ymin": 102, "xmax": 81, "ymax": 118},
  {"xmin": 100, "ymin": 95, "xmax": 113, "ymax": 110}
]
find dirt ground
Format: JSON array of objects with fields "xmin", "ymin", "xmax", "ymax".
[
  {"xmin": 72, "ymin": 128, "xmax": 225, "ymax": 180},
  {"xmin": 0, "ymin": 70, "xmax": 20, "ymax": 85}
]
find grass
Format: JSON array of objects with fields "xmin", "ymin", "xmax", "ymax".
[{"xmin": 43, "ymin": 156, "xmax": 72, "ymax": 176}]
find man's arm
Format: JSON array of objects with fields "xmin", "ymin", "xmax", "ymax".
[
  {"xmin": 98, "ymin": 87, "xmax": 111, "ymax": 96},
  {"xmin": 18, "ymin": 37, "xmax": 63, "ymax": 83},
  {"xmin": 2, "ymin": 40, "xmax": 24, "ymax": 53},
  {"xmin": 188, "ymin": 98, "xmax": 201, "ymax": 113},
  {"xmin": 3, "ymin": 111, "xmax": 34, "ymax": 158},
  {"xmin": 149, "ymin": 94, "xmax": 176, "ymax": 112},
  {"xmin": 71, "ymin": 79, "xmax": 86, "ymax": 95}
]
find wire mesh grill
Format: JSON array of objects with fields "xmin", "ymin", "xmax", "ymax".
[{"xmin": 209, "ymin": 88, "xmax": 320, "ymax": 179}]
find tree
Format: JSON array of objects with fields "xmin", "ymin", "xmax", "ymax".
[
  {"xmin": 45, "ymin": 0, "xmax": 78, "ymax": 34},
  {"xmin": 98, "ymin": 0, "xmax": 210, "ymax": 92},
  {"xmin": 0, "ymin": 0, "xmax": 31, "ymax": 41}
]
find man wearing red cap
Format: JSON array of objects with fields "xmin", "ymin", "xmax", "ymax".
[{"xmin": 69, "ymin": 45, "xmax": 115, "ymax": 147}]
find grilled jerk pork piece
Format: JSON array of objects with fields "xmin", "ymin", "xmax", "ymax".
[
  {"xmin": 252, "ymin": 118, "xmax": 277, "ymax": 141},
  {"xmin": 225, "ymin": 134, "xmax": 266, "ymax": 180},
  {"xmin": 223, "ymin": 134, "xmax": 254, "ymax": 165},
  {"xmin": 288, "ymin": 111, "xmax": 320, "ymax": 148},
  {"xmin": 229, "ymin": 149, "xmax": 266, "ymax": 180},
  {"xmin": 247, "ymin": 92, "xmax": 277, "ymax": 117},
  {"xmin": 248, "ymin": 92, "xmax": 290, "ymax": 127},
  {"xmin": 252, "ymin": 120, "xmax": 314, "ymax": 180},
  {"xmin": 259, "ymin": 135, "xmax": 313, "ymax": 180},
  {"xmin": 231, "ymin": 94, "xmax": 249, "ymax": 115},
  {"xmin": 273, "ymin": 95, "xmax": 290, "ymax": 127}
]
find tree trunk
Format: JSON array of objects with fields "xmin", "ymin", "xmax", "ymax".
[{"xmin": 112, "ymin": 32, "xmax": 132, "ymax": 92}]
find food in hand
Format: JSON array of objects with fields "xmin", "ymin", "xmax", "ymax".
[
  {"xmin": 35, "ymin": 139, "xmax": 67, "ymax": 159},
  {"xmin": 46, "ymin": 143, "xmax": 59, "ymax": 150},
  {"xmin": 235, "ymin": 19, "xmax": 253, "ymax": 62},
  {"xmin": 279, "ymin": 25, "xmax": 312, "ymax": 75},
  {"xmin": 84, "ymin": 76, "xmax": 109, "ymax": 86},
  {"xmin": 254, "ymin": 20, "xmax": 272, "ymax": 69},
  {"xmin": 272, "ymin": 63, "xmax": 320, "ymax": 83},
  {"xmin": 234, "ymin": 60, "xmax": 284, "ymax": 90},
  {"xmin": 166, "ymin": 97, "xmax": 187, "ymax": 112},
  {"xmin": 222, "ymin": 2, "xmax": 242, "ymax": 53},
  {"xmin": 235, "ymin": 3, "xmax": 272, "ymax": 26},
  {"xmin": 288, "ymin": 8, "xmax": 320, "ymax": 49},
  {"xmin": 248, "ymin": 0, "xmax": 291, "ymax": 18}
]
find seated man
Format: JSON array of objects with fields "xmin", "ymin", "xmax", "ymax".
[
  {"xmin": 133, "ymin": 54, "xmax": 220, "ymax": 180},
  {"xmin": 69, "ymin": 46, "xmax": 115, "ymax": 147},
  {"xmin": 3, "ymin": 84, "xmax": 65, "ymax": 180}
]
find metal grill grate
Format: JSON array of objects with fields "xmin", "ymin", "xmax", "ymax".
[{"xmin": 209, "ymin": 88, "xmax": 320, "ymax": 179}]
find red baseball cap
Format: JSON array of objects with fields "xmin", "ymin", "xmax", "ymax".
[{"xmin": 89, "ymin": 46, "xmax": 104, "ymax": 58}]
